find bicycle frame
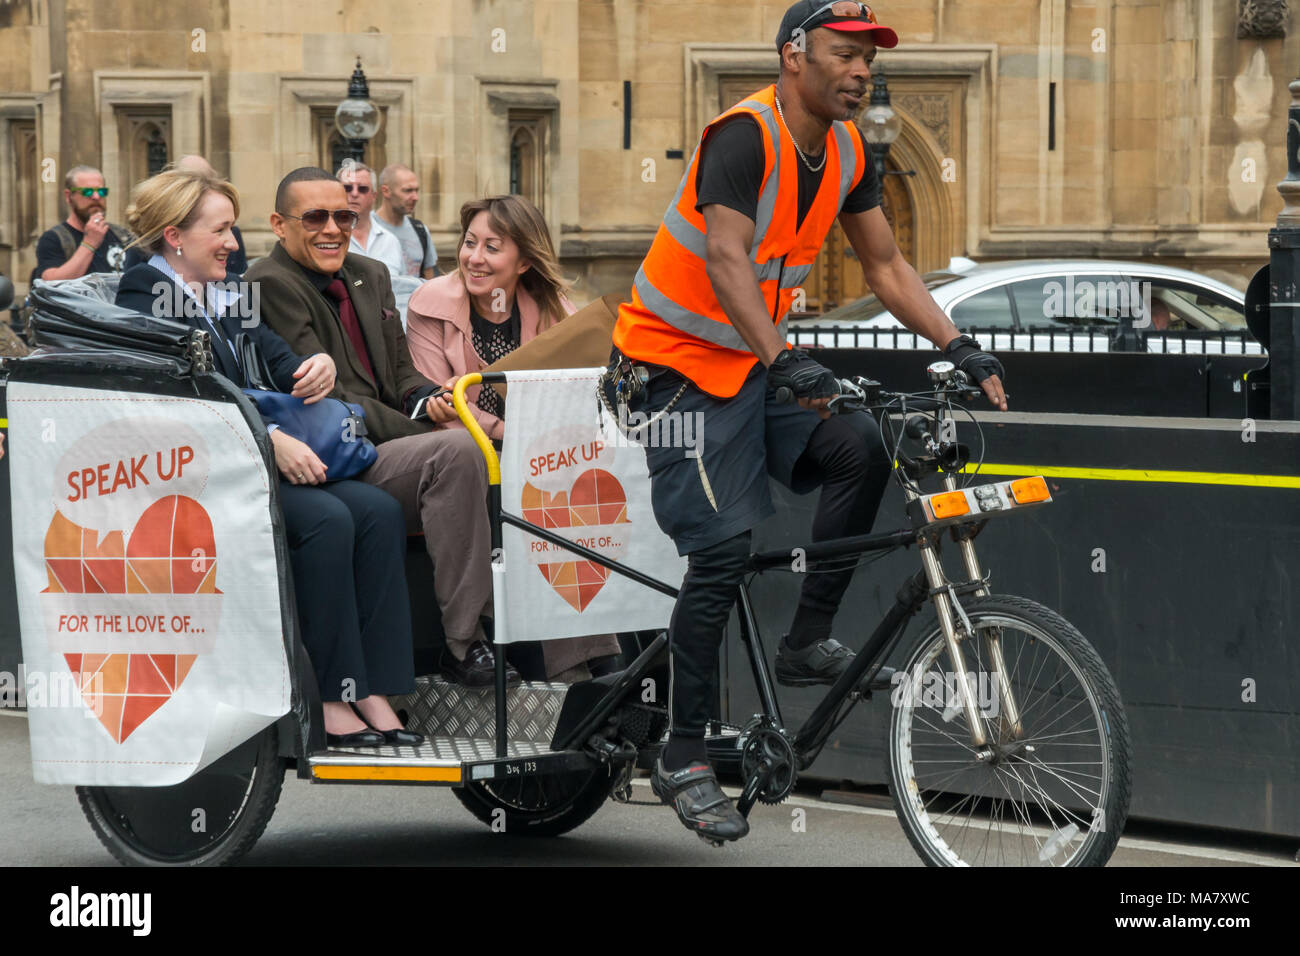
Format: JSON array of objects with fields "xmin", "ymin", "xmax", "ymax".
[{"xmin": 452, "ymin": 372, "xmax": 1049, "ymax": 770}]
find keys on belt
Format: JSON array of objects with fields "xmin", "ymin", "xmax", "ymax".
[{"xmin": 601, "ymin": 354, "xmax": 651, "ymax": 421}]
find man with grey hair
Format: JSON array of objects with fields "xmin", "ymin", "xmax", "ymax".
[
  {"xmin": 123, "ymin": 155, "xmax": 248, "ymax": 273},
  {"xmin": 338, "ymin": 158, "xmax": 403, "ymax": 279},
  {"xmin": 375, "ymin": 163, "xmax": 439, "ymax": 278},
  {"xmin": 31, "ymin": 165, "xmax": 132, "ymax": 282}
]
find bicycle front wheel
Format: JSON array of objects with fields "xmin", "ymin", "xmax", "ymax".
[{"xmin": 887, "ymin": 595, "xmax": 1131, "ymax": 867}]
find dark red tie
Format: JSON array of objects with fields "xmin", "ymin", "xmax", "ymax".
[{"xmin": 323, "ymin": 278, "xmax": 375, "ymax": 381}]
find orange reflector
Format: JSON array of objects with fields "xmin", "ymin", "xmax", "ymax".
[
  {"xmin": 1010, "ymin": 476, "xmax": 1050, "ymax": 504},
  {"xmin": 929, "ymin": 491, "xmax": 970, "ymax": 518}
]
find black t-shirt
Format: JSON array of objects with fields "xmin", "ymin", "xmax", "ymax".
[
  {"xmin": 695, "ymin": 115, "xmax": 881, "ymax": 229},
  {"xmin": 31, "ymin": 223, "xmax": 129, "ymax": 283}
]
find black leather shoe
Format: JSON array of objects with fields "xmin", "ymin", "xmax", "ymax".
[
  {"xmin": 587, "ymin": 653, "xmax": 624, "ymax": 678},
  {"xmin": 441, "ymin": 641, "xmax": 521, "ymax": 689},
  {"xmin": 326, "ymin": 729, "xmax": 386, "ymax": 748},
  {"xmin": 377, "ymin": 728, "xmax": 424, "ymax": 747}
]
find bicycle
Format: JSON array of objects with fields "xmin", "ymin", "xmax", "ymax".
[{"xmin": 457, "ymin": 361, "xmax": 1133, "ymax": 865}]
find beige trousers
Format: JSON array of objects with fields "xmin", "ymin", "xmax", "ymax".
[{"xmin": 362, "ymin": 428, "xmax": 621, "ymax": 674}]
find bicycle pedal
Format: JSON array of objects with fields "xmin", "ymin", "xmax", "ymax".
[{"xmin": 697, "ymin": 834, "xmax": 726, "ymax": 848}]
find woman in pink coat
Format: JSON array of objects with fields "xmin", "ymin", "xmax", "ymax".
[
  {"xmin": 406, "ymin": 195, "xmax": 621, "ymax": 681},
  {"xmin": 406, "ymin": 195, "xmax": 572, "ymax": 441}
]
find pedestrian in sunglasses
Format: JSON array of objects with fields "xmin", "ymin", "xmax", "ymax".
[
  {"xmin": 337, "ymin": 158, "xmax": 404, "ymax": 280},
  {"xmin": 31, "ymin": 165, "xmax": 133, "ymax": 283}
]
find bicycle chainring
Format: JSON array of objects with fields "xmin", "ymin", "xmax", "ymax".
[{"xmin": 739, "ymin": 728, "xmax": 798, "ymax": 805}]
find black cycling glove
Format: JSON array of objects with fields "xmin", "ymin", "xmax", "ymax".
[
  {"xmin": 942, "ymin": 334, "xmax": 1005, "ymax": 384},
  {"xmin": 766, "ymin": 348, "xmax": 839, "ymax": 401}
]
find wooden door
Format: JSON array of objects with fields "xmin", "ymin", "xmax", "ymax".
[{"xmin": 810, "ymin": 153, "xmax": 915, "ymax": 314}]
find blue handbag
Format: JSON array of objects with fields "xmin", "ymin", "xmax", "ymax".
[{"xmin": 236, "ymin": 333, "xmax": 378, "ymax": 481}]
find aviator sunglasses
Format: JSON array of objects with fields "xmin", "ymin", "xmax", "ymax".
[
  {"xmin": 281, "ymin": 208, "xmax": 360, "ymax": 231},
  {"xmin": 796, "ymin": 0, "xmax": 878, "ymax": 31},
  {"xmin": 73, "ymin": 187, "xmax": 109, "ymax": 198}
]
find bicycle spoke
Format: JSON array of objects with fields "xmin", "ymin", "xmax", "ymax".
[{"xmin": 890, "ymin": 604, "xmax": 1127, "ymax": 866}]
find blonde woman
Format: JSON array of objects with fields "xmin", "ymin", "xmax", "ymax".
[
  {"xmin": 406, "ymin": 196, "xmax": 621, "ymax": 681},
  {"xmin": 116, "ymin": 168, "xmax": 422, "ymax": 748}
]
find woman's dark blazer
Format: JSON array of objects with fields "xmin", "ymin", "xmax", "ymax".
[{"xmin": 115, "ymin": 262, "xmax": 302, "ymax": 393}]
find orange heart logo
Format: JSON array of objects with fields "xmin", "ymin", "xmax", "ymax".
[
  {"xmin": 521, "ymin": 468, "xmax": 628, "ymax": 611},
  {"xmin": 43, "ymin": 495, "xmax": 218, "ymax": 742}
]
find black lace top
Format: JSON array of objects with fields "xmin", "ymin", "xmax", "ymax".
[{"xmin": 468, "ymin": 300, "xmax": 521, "ymax": 418}]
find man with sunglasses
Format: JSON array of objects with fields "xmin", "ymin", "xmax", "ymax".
[
  {"xmin": 31, "ymin": 165, "xmax": 132, "ymax": 283},
  {"xmin": 338, "ymin": 159, "xmax": 404, "ymax": 280},
  {"xmin": 247, "ymin": 167, "xmax": 519, "ymax": 689},
  {"xmin": 608, "ymin": 0, "xmax": 1008, "ymax": 843}
]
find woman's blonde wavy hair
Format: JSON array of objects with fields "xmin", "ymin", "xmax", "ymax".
[
  {"xmin": 125, "ymin": 168, "xmax": 240, "ymax": 256},
  {"xmin": 457, "ymin": 195, "xmax": 569, "ymax": 330}
]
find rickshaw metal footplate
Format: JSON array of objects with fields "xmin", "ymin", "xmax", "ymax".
[
  {"xmin": 395, "ymin": 675, "xmax": 569, "ymax": 743},
  {"xmin": 308, "ymin": 677, "xmax": 577, "ymax": 786}
]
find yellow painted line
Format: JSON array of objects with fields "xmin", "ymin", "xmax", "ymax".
[
  {"xmin": 312, "ymin": 764, "xmax": 461, "ymax": 783},
  {"xmin": 961, "ymin": 463, "xmax": 1300, "ymax": 489}
]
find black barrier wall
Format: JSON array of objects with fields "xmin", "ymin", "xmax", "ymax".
[
  {"xmin": 732, "ymin": 410, "xmax": 1300, "ymax": 838},
  {"xmin": 4, "ymin": 361, "xmax": 1299, "ymax": 839}
]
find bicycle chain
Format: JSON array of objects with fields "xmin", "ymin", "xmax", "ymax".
[{"xmin": 610, "ymin": 721, "xmax": 748, "ymax": 806}]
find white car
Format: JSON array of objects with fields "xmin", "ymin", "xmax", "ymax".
[{"xmin": 788, "ymin": 258, "xmax": 1262, "ymax": 355}]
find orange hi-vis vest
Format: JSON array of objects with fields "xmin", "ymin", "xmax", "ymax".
[{"xmin": 613, "ymin": 84, "xmax": 868, "ymax": 398}]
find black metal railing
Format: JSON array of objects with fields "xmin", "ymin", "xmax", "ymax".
[{"xmin": 787, "ymin": 324, "xmax": 1264, "ymax": 355}]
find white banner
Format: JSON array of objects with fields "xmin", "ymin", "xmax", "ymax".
[
  {"xmin": 495, "ymin": 369, "xmax": 685, "ymax": 643},
  {"xmin": 7, "ymin": 382, "xmax": 291, "ymax": 785}
]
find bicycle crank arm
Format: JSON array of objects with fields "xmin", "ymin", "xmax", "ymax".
[{"xmin": 735, "ymin": 760, "xmax": 773, "ymax": 818}]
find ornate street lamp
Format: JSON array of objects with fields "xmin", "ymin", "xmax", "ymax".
[
  {"xmin": 860, "ymin": 70, "xmax": 912, "ymax": 182},
  {"xmin": 335, "ymin": 58, "xmax": 382, "ymax": 163}
]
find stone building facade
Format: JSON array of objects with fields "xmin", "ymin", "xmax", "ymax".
[{"xmin": 0, "ymin": 0, "xmax": 1295, "ymax": 307}]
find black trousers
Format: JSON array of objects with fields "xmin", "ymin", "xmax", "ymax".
[
  {"xmin": 668, "ymin": 411, "xmax": 891, "ymax": 737},
  {"xmin": 279, "ymin": 479, "xmax": 414, "ymax": 702}
]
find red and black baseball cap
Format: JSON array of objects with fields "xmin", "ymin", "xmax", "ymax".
[{"xmin": 775, "ymin": 0, "xmax": 899, "ymax": 52}]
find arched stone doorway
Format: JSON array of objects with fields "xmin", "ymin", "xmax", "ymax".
[{"xmin": 802, "ymin": 106, "xmax": 956, "ymax": 313}]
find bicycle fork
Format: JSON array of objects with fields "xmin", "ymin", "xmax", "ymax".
[{"xmin": 905, "ymin": 476, "xmax": 1025, "ymax": 753}]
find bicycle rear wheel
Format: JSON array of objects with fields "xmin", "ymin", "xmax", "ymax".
[{"xmin": 886, "ymin": 595, "xmax": 1131, "ymax": 867}]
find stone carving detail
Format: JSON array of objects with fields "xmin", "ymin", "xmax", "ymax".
[
  {"xmin": 891, "ymin": 92, "xmax": 951, "ymax": 154},
  {"xmin": 1238, "ymin": 0, "xmax": 1288, "ymax": 38}
]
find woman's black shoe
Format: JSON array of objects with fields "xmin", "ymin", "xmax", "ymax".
[
  {"xmin": 377, "ymin": 727, "xmax": 425, "ymax": 747},
  {"xmin": 441, "ymin": 641, "xmax": 522, "ymax": 689},
  {"xmin": 587, "ymin": 653, "xmax": 624, "ymax": 678},
  {"xmin": 326, "ymin": 729, "xmax": 386, "ymax": 748}
]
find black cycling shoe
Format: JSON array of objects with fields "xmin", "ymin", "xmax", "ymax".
[
  {"xmin": 650, "ymin": 758, "xmax": 750, "ymax": 844},
  {"xmin": 774, "ymin": 636, "xmax": 856, "ymax": 687},
  {"xmin": 441, "ymin": 641, "xmax": 521, "ymax": 689},
  {"xmin": 774, "ymin": 636, "xmax": 897, "ymax": 690}
]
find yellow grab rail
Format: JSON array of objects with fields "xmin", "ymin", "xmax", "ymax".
[{"xmin": 451, "ymin": 373, "xmax": 502, "ymax": 487}]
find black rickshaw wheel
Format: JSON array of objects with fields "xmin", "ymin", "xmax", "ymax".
[
  {"xmin": 76, "ymin": 724, "xmax": 284, "ymax": 866},
  {"xmin": 453, "ymin": 764, "xmax": 614, "ymax": 837}
]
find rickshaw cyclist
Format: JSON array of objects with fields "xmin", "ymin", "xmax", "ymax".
[{"xmin": 605, "ymin": 0, "xmax": 1007, "ymax": 842}]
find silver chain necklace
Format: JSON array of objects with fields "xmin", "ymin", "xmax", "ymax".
[{"xmin": 773, "ymin": 91, "xmax": 826, "ymax": 173}]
